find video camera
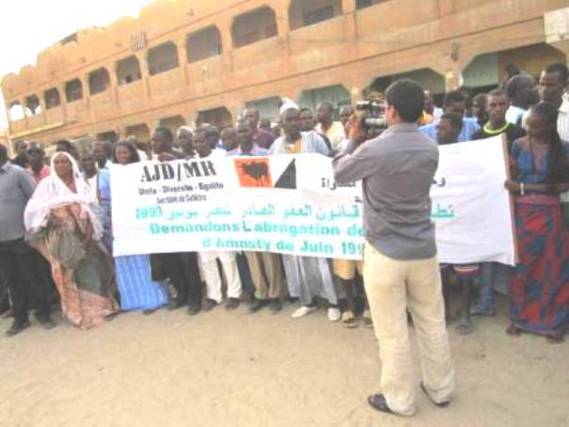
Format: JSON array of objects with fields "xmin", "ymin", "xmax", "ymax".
[{"xmin": 355, "ymin": 100, "xmax": 387, "ymax": 131}]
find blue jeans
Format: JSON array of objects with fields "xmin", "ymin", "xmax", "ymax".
[{"xmin": 477, "ymin": 262, "xmax": 514, "ymax": 310}]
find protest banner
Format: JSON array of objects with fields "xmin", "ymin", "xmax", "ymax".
[{"xmin": 111, "ymin": 135, "xmax": 515, "ymax": 265}]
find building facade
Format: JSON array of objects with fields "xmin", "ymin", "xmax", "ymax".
[{"xmin": 2, "ymin": 0, "xmax": 568, "ymax": 146}]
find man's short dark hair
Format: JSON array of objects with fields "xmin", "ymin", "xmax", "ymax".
[
  {"xmin": 0, "ymin": 144, "xmax": 7, "ymax": 161},
  {"xmin": 506, "ymin": 74, "xmax": 534, "ymax": 98},
  {"xmin": 544, "ymin": 63, "xmax": 569, "ymax": 84},
  {"xmin": 194, "ymin": 127, "xmax": 208, "ymax": 138},
  {"xmin": 440, "ymin": 113, "xmax": 463, "ymax": 131},
  {"xmin": 27, "ymin": 142, "xmax": 44, "ymax": 153},
  {"xmin": 487, "ymin": 89, "xmax": 507, "ymax": 99},
  {"xmin": 299, "ymin": 107, "xmax": 313, "ymax": 114},
  {"xmin": 317, "ymin": 102, "xmax": 334, "ymax": 112},
  {"xmin": 55, "ymin": 139, "xmax": 72, "ymax": 151},
  {"xmin": 443, "ymin": 90, "xmax": 466, "ymax": 107},
  {"xmin": 205, "ymin": 125, "xmax": 219, "ymax": 138},
  {"xmin": 505, "ymin": 63, "xmax": 520, "ymax": 76},
  {"xmin": 385, "ymin": 79, "xmax": 425, "ymax": 123},
  {"xmin": 154, "ymin": 127, "xmax": 173, "ymax": 143},
  {"xmin": 472, "ymin": 93, "xmax": 487, "ymax": 104}
]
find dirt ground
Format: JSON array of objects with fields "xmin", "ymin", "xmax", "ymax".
[{"xmin": 0, "ymin": 296, "xmax": 567, "ymax": 427}]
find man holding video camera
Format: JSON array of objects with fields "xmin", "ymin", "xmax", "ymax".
[{"xmin": 333, "ymin": 79, "xmax": 454, "ymax": 417}]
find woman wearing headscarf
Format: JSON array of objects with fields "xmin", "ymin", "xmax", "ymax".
[
  {"xmin": 24, "ymin": 152, "xmax": 117, "ymax": 329},
  {"xmin": 506, "ymin": 101, "xmax": 569, "ymax": 342},
  {"xmin": 111, "ymin": 141, "xmax": 169, "ymax": 313}
]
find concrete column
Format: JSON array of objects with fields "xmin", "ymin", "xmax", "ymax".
[
  {"xmin": 176, "ymin": 36, "xmax": 190, "ymax": 86},
  {"xmin": 437, "ymin": 0, "xmax": 455, "ymax": 17},
  {"xmin": 119, "ymin": 126, "xmax": 128, "ymax": 139},
  {"xmin": 136, "ymin": 52, "xmax": 152, "ymax": 100},
  {"xmin": 430, "ymin": 43, "xmax": 475, "ymax": 91},
  {"xmin": 280, "ymin": 87, "xmax": 302, "ymax": 105},
  {"xmin": 342, "ymin": 0, "xmax": 358, "ymax": 41},
  {"xmin": 80, "ymin": 75, "xmax": 90, "ymax": 108},
  {"xmin": 272, "ymin": 0, "xmax": 290, "ymax": 57},
  {"xmin": 545, "ymin": 7, "xmax": 569, "ymax": 65},
  {"xmin": 343, "ymin": 74, "xmax": 371, "ymax": 104},
  {"xmin": 108, "ymin": 63, "xmax": 120, "ymax": 110},
  {"xmin": 58, "ymin": 84, "xmax": 68, "ymax": 123},
  {"xmin": 21, "ymin": 98, "xmax": 29, "ymax": 128},
  {"xmin": 38, "ymin": 94, "xmax": 48, "ymax": 125},
  {"xmin": 6, "ymin": 102, "xmax": 14, "ymax": 135},
  {"xmin": 219, "ymin": 17, "xmax": 234, "ymax": 73},
  {"xmin": 273, "ymin": 0, "xmax": 290, "ymax": 36},
  {"xmin": 5, "ymin": 102, "xmax": 12, "ymax": 122}
]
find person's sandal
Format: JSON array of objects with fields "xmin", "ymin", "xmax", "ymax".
[
  {"xmin": 420, "ymin": 382, "xmax": 450, "ymax": 408},
  {"xmin": 546, "ymin": 333, "xmax": 564, "ymax": 344},
  {"xmin": 506, "ymin": 323, "xmax": 522, "ymax": 336},
  {"xmin": 342, "ymin": 311, "xmax": 358, "ymax": 328}
]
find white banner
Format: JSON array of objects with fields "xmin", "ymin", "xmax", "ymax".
[{"xmin": 111, "ymin": 135, "xmax": 515, "ymax": 265}]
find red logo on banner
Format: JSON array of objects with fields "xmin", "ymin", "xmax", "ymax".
[{"xmin": 234, "ymin": 158, "xmax": 272, "ymax": 188}]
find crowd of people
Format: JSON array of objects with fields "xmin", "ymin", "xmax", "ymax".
[{"xmin": 0, "ymin": 62, "xmax": 568, "ymax": 349}]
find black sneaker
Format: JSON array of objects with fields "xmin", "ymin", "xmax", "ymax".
[
  {"xmin": 225, "ymin": 298, "xmax": 240, "ymax": 310},
  {"xmin": 203, "ymin": 299, "xmax": 218, "ymax": 311},
  {"xmin": 6, "ymin": 319, "xmax": 30, "ymax": 337},
  {"xmin": 248, "ymin": 299, "xmax": 268, "ymax": 313},
  {"xmin": 269, "ymin": 299, "xmax": 283, "ymax": 314}
]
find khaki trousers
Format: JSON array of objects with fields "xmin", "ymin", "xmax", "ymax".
[
  {"xmin": 363, "ymin": 242, "xmax": 454, "ymax": 416},
  {"xmin": 244, "ymin": 251, "xmax": 285, "ymax": 300}
]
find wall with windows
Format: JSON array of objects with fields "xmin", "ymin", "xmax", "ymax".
[{"xmin": 1, "ymin": 0, "xmax": 566, "ymax": 145}]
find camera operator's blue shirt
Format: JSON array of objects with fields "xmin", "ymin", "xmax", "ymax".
[
  {"xmin": 333, "ymin": 123, "xmax": 438, "ymax": 260},
  {"xmin": 419, "ymin": 117, "xmax": 480, "ymax": 142}
]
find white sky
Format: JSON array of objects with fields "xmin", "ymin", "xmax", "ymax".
[{"xmin": 0, "ymin": 0, "xmax": 154, "ymax": 129}]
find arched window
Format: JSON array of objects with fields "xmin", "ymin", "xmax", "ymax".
[
  {"xmin": 196, "ymin": 107, "xmax": 232, "ymax": 128},
  {"xmin": 289, "ymin": 0, "xmax": 343, "ymax": 30},
  {"xmin": 117, "ymin": 56, "xmax": 142, "ymax": 85},
  {"xmin": 89, "ymin": 68, "xmax": 110, "ymax": 95},
  {"xmin": 147, "ymin": 42, "xmax": 179, "ymax": 76},
  {"xmin": 187, "ymin": 26, "xmax": 222, "ymax": 63},
  {"xmin": 356, "ymin": 0, "xmax": 384, "ymax": 9},
  {"xmin": 44, "ymin": 88, "xmax": 61, "ymax": 109},
  {"xmin": 65, "ymin": 79, "xmax": 83, "ymax": 102},
  {"xmin": 8, "ymin": 101, "xmax": 25, "ymax": 121},
  {"xmin": 232, "ymin": 7, "xmax": 277, "ymax": 48},
  {"xmin": 25, "ymin": 95, "xmax": 42, "ymax": 115}
]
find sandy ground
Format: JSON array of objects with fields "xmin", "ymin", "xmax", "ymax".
[{"xmin": 0, "ymin": 296, "xmax": 567, "ymax": 427}]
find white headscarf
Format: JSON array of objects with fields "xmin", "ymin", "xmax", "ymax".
[
  {"xmin": 279, "ymin": 98, "xmax": 299, "ymax": 115},
  {"xmin": 24, "ymin": 152, "xmax": 101, "ymax": 237}
]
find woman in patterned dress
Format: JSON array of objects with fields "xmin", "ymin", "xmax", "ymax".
[{"xmin": 505, "ymin": 102, "xmax": 569, "ymax": 342}]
